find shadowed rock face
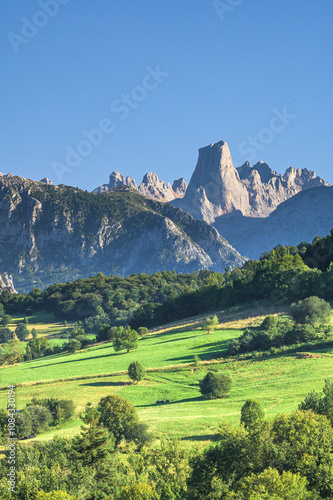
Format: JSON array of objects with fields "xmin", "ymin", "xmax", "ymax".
[
  {"xmin": 93, "ymin": 171, "xmax": 188, "ymax": 202},
  {"xmin": 214, "ymin": 186, "xmax": 333, "ymax": 260},
  {"xmin": 171, "ymin": 140, "xmax": 329, "ymax": 222}
]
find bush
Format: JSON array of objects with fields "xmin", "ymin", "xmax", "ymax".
[
  {"xmin": 65, "ymin": 338, "xmax": 81, "ymax": 353},
  {"xmin": 290, "ymin": 296, "xmax": 332, "ymax": 326},
  {"xmin": 128, "ymin": 361, "xmax": 146, "ymax": 383},
  {"xmin": 199, "ymin": 372, "xmax": 232, "ymax": 399},
  {"xmin": 0, "ymin": 327, "xmax": 12, "ymax": 344},
  {"xmin": 15, "ymin": 322, "xmax": 29, "ymax": 341},
  {"xmin": 240, "ymin": 399, "xmax": 265, "ymax": 428},
  {"xmin": 203, "ymin": 315, "xmax": 219, "ymax": 334},
  {"xmin": 97, "ymin": 394, "xmax": 140, "ymax": 445},
  {"xmin": 284, "ymin": 324, "xmax": 317, "ymax": 344},
  {"xmin": 30, "ymin": 398, "xmax": 75, "ymax": 425},
  {"xmin": 138, "ymin": 327, "xmax": 148, "ymax": 337}
]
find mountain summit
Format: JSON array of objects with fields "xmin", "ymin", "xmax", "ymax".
[{"xmin": 171, "ymin": 140, "xmax": 329, "ymax": 222}]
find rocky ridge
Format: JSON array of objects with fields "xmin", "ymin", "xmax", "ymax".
[
  {"xmin": 171, "ymin": 140, "xmax": 329, "ymax": 222},
  {"xmin": 93, "ymin": 171, "xmax": 188, "ymax": 202},
  {"xmin": 0, "ymin": 175, "xmax": 244, "ymax": 292}
]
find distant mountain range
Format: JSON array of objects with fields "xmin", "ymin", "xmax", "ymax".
[
  {"xmin": 0, "ymin": 139, "xmax": 331, "ymax": 292},
  {"xmin": 94, "ymin": 140, "xmax": 331, "ymax": 260},
  {"xmin": 0, "ymin": 173, "xmax": 244, "ymax": 292}
]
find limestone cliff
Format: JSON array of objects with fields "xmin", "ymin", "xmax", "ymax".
[{"xmin": 0, "ymin": 175, "xmax": 244, "ymax": 292}]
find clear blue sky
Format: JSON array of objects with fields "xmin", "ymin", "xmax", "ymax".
[{"xmin": 1, "ymin": 0, "xmax": 332, "ymax": 190}]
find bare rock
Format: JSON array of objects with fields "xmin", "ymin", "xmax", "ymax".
[{"xmin": 0, "ymin": 273, "xmax": 17, "ymax": 294}]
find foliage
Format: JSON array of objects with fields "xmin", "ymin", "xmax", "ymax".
[
  {"xmin": 36, "ymin": 492, "xmax": 76, "ymax": 500},
  {"xmin": 203, "ymin": 315, "xmax": 219, "ymax": 334},
  {"xmin": 128, "ymin": 361, "xmax": 146, "ymax": 383},
  {"xmin": 72, "ymin": 403, "xmax": 115, "ymax": 467},
  {"xmin": 97, "ymin": 394, "xmax": 140, "ymax": 445},
  {"xmin": 25, "ymin": 337, "xmax": 53, "ymax": 360},
  {"xmin": 0, "ymin": 314, "xmax": 11, "ymax": 326},
  {"xmin": 65, "ymin": 338, "xmax": 81, "ymax": 354},
  {"xmin": 188, "ymin": 409, "xmax": 333, "ymax": 498},
  {"xmin": 119, "ymin": 483, "xmax": 159, "ymax": 500},
  {"xmin": 299, "ymin": 379, "xmax": 333, "ymax": 424},
  {"xmin": 290, "ymin": 296, "xmax": 332, "ymax": 326},
  {"xmin": 240, "ymin": 399, "xmax": 265, "ymax": 429},
  {"xmin": 138, "ymin": 326, "xmax": 148, "ymax": 337},
  {"xmin": 15, "ymin": 321, "xmax": 29, "ymax": 340},
  {"xmin": 0, "ymin": 338, "xmax": 23, "ymax": 365},
  {"xmin": 199, "ymin": 372, "xmax": 232, "ymax": 399},
  {"xmin": 228, "ymin": 313, "xmax": 330, "ymax": 355},
  {"xmin": 113, "ymin": 326, "xmax": 139, "ymax": 353},
  {"xmin": 235, "ymin": 467, "xmax": 316, "ymax": 499},
  {"xmin": 29, "ymin": 398, "xmax": 75, "ymax": 425},
  {"xmin": 0, "ymin": 327, "xmax": 12, "ymax": 344}
]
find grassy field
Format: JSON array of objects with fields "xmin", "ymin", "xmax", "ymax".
[
  {"xmin": 0, "ymin": 327, "xmax": 241, "ymax": 387},
  {"xmin": 1, "ymin": 304, "xmax": 332, "ymax": 443},
  {"xmin": 8, "ymin": 311, "xmax": 68, "ymax": 338},
  {"xmin": 5, "ymin": 353, "xmax": 333, "ymax": 442}
]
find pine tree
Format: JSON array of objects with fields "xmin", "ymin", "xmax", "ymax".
[{"xmin": 72, "ymin": 403, "xmax": 115, "ymax": 467}]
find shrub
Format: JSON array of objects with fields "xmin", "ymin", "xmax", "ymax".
[
  {"xmin": 199, "ymin": 372, "xmax": 232, "ymax": 399},
  {"xmin": 203, "ymin": 315, "xmax": 219, "ymax": 334},
  {"xmin": 98, "ymin": 394, "xmax": 139, "ymax": 445},
  {"xmin": 15, "ymin": 322, "xmax": 29, "ymax": 341},
  {"xmin": 0, "ymin": 327, "xmax": 12, "ymax": 344},
  {"xmin": 240, "ymin": 399, "xmax": 265, "ymax": 428},
  {"xmin": 128, "ymin": 361, "xmax": 146, "ymax": 383},
  {"xmin": 290, "ymin": 296, "xmax": 332, "ymax": 326},
  {"xmin": 65, "ymin": 338, "xmax": 81, "ymax": 353},
  {"xmin": 138, "ymin": 327, "xmax": 148, "ymax": 337}
]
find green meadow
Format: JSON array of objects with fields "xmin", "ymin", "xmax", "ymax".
[{"xmin": 1, "ymin": 307, "xmax": 333, "ymax": 443}]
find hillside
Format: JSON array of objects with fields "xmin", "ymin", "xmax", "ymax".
[
  {"xmin": 0, "ymin": 174, "xmax": 244, "ymax": 292},
  {"xmin": 215, "ymin": 186, "xmax": 333, "ymax": 259}
]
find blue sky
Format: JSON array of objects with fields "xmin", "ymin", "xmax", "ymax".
[{"xmin": 1, "ymin": 0, "xmax": 332, "ymax": 190}]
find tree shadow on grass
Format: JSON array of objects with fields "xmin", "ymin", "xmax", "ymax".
[
  {"xmin": 24, "ymin": 350, "xmax": 127, "ymax": 370},
  {"xmin": 79, "ymin": 381, "xmax": 129, "ymax": 387},
  {"xmin": 154, "ymin": 335, "xmax": 195, "ymax": 345},
  {"xmin": 136, "ymin": 395, "xmax": 203, "ymax": 408},
  {"xmin": 166, "ymin": 339, "xmax": 230, "ymax": 362},
  {"xmin": 181, "ymin": 434, "xmax": 217, "ymax": 442}
]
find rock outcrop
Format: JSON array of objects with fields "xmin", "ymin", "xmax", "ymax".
[
  {"xmin": 171, "ymin": 140, "xmax": 329, "ymax": 222},
  {"xmin": 0, "ymin": 175, "xmax": 244, "ymax": 292},
  {"xmin": 39, "ymin": 178, "xmax": 53, "ymax": 185},
  {"xmin": 0, "ymin": 273, "xmax": 17, "ymax": 294},
  {"xmin": 93, "ymin": 171, "xmax": 188, "ymax": 202}
]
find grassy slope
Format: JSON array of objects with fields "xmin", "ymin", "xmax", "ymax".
[
  {"xmin": 1, "ymin": 303, "xmax": 332, "ymax": 442},
  {"xmin": 0, "ymin": 327, "xmax": 241, "ymax": 386}
]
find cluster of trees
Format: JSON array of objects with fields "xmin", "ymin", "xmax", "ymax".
[
  {"xmin": 2, "ymin": 384, "xmax": 333, "ymax": 498},
  {"xmin": 228, "ymin": 296, "xmax": 332, "ymax": 355},
  {"xmin": 0, "ymin": 398, "xmax": 75, "ymax": 441},
  {"xmin": 0, "ymin": 270, "xmax": 222, "ymax": 323}
]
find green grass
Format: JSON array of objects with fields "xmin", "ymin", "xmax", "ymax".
[
  {"xmin": 2, "ymin": 307, "xmax": 333, "ymax": 443},
  {"xmin": 0, "ymin": 328, "xmax": 240, "ymax": 388},
  {"xmin": 6, "ymin": 353, "xmax": 333, "ymax": 442}
]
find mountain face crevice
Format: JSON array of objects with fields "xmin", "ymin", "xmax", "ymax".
[{"xmin": 0, "ymin": 176, "xmax": 244, "ymax": 292}]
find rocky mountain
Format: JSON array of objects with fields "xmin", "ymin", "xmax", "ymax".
[
  {"xmin": 214, "ymin": 186, "xmax": 333, "ymax": 259},
  {"xmin": 93, "ymin": 171, "xmax": 188, "ymax": 202},
  {"xmin": 0, "ymin": 174, "xmax": 244, "ymax": 292},
  {"xmin": 171, "ymin": 140, "xmax": 329, "ymax": 222},
  {"xmin": 0, "ymin": 273, "xmax": 17, "ymax": 295}
]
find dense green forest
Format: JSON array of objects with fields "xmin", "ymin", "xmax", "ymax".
[{"xmin": 1, "ymin": 231, "xmax": 333, "ymax": 331}]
